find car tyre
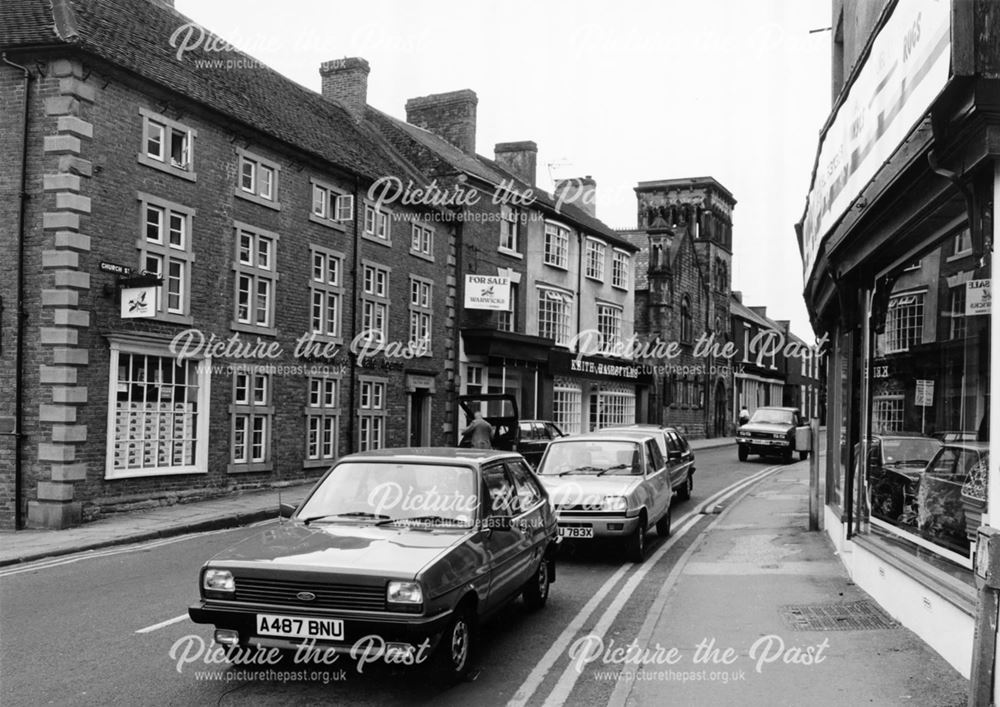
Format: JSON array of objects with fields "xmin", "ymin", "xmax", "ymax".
[
  {"xmin": 655, "ymin": 504, "xmax": 672, "ymax": 537},
  {"xmin": 799, "ymin": 450, "xmax": 809, "ymax": 461},
  {"xmin": 738, "ymin": 445, "xmax": 748, "ymax": 462},
  {"xmin": 626, "ymin": 513, "xmax": 647, "ymax": 562},
  {"xmin": 676, "ymin": 473, "xmax": 693, "ymax": 501},
  {"xmin": 430, "ymin": 605, "xmax": 475, "ymax": 685},
  {"xmin": 522, "ymin": 556, "xmax": 551, "ymax": 611},
  {"xmin": 783, "ymin": 446, "xmax": 794, "ymax": 464}
]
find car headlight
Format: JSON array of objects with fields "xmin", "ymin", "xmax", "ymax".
[
  {"xmin": 387, "ymin": 581, "xmax": 423, "ymax": 608},
  {"xmin": 602, "ymin": 496, "xmax": 628, "ymax": 512},
  {"xmin": 202, "ymin": 568, "xmax": 235, "ymax": 597},
  {"xmin": 773, "ymin": 433, "xmax": 785, "ymax": 439},
  {"xmin": 738, "ymin": 430, "xmax": 749, "ymax": 437}
]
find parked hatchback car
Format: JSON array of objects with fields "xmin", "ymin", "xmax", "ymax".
[
  {"xmin": 736, "ymin": 407, "xmax": 809, "ymax": 463},
  {"xmin": 605, "ymin": 424, "xmax": 696, "ymax": 500},
  {"xmin": 518, "ymin": 420, "xmax": 568, "ymax": 468},
  {"xmin": 535, "ymin": 430, "xmax": 673, "ymax": 562},
  {"xmin": 861, "ymin": 433, "xmax": 942, "ymax": 525},
  {"xmin": 188, "ymin": 448, "xmax": 559, "ymax": 683}
]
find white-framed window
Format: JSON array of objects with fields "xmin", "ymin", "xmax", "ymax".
[
  {"xmin": 233, "ymin": 224, "xmax": 278, "ymax": 332},
  {"xmin": 230, "ymin": 369, "xmax": 272, "ymax": 470},
  {"xmin": 137, "ymin": 193, "xmax": 195, "ymax": 320},
  {"xmin": 410, "ymin": 223, "xmax": 434, "ymax": 259},
  {"xmin": 364, "ymin": 204, "xmax": 392, "ymax": 244},
  {"xmin": 105, "ymin": 337, "xmax": 210, "ymax": 479},
  {"xmin": 465, "ymin": 364, "xmax": 484, "ymax": 395},
  {"xmin": 585, "ymin": 238, "xmax": 606, "ymax": 281},
  {"xmin": 537, "ymin": 287, "xmax": 573, "ymax": 345},
  {"xmin": 138, "ymin": 108, "xmax": 196, "ymax": 180},
  {"xmin": 311, "ymin": 179, "xmax": 354, "ymax": 226},
  {"xmin": 306, "ymin": 376, "xmax": 340, "ymax": 464},
  {"xmin": 309, "ymin": 246, "xmax": 344, "ymax": 340},
  {"xmin": 500, "ymin": 205, "xmax": 520, "ymax": 255},
  {"xmin": 612, "ymin": 249, "xmax": 630, "ymax": 290},
  {"xmin": 236, "ymin": 150, "xmax": 280, "ymax": 208},
  {"xmin": 544, "ymin": 221, "xmax": 570, "ymax": 269},
  {"xmin": 498, "ymin": 283, "xmax": 518, "ymax": 332},
  {"xmin": 885, "ymin": 291, "xmax": 925, "ymax": 353},
  {"xmin": 594, "ymin": 389, "xmax": 636, "ymax": 428},
  {"xmin": 950, "ymin": 285, "xmax": 967, "ymax": 339},
  {"xmin": 361, "ymin": 262, "xmax": 390, "ymax": 343},
  {"xmin": 872, "ymin": 395, "xmax": 904, "ymax": 434},
  {"xmin": 359, "ymin": 378, "xmax": 387, "ymax": 451},
  {"xmin": 553, "ymin": 385, "xmax": 582, "ymax": 434},
  {"xmin": 597, "ymin": 303, "xmax": 623, "ymax": 354},
  {"xmin": 409, "ymin": 276, "xmax": 433, "ymax": 352},
  {"xmin": 952, "ymin": 228, "xmax": 973, "ymax": 257}
]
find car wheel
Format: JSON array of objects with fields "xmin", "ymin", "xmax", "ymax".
[
  {"xmin": 522, "ymin": 556, "xmax": 551, "ymax": 611},
  {"xmin": 799, "ymin": 450, "xmax": 809, "ymax": 461},
  {"xmin": 430, "ymin": 604, "xmax": 475, "ymax": 684},
  {"xmin": 655, "ymin": 504, "xmax": 672, "ymax": 537},
  {"xmin": 626, "ymin": 513, "xmax": 647, "ymax": 563},
  {"xmin": 783, "ymin": 446, "xmax": 794, "ymax": 464},
  {"xmin": 738, "ymin": 446, "xmax": 748, "ymax": 462},
  {"xmin": 676, "ymin": 472, "xmax": 692, "ymax": 501}
]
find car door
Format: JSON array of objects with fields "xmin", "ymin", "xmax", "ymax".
[
  {"xmin": 643, "ymin": 439, "xmax": 671, "ymax": 524},
  {"xmin": 665, "ymin": 430, "xmax": 692, "ymax": 490},
  {"xmin": 506, "ymin": 459, "xmax": 550, "ymax": 578},
  {"xmin": 481, "ymin": 462, "xmax": 531, "ymax": 611}
]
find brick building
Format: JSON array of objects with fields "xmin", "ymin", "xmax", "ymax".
[{"xmin": 1, "ymin": 0, "xmax": 457, "ymax": 528}]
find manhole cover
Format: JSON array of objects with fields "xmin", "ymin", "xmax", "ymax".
[{"xmin": 779, "ymin": 601, "xmax": 898, "ymax": 631}]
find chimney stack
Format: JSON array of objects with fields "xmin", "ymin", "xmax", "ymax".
[
  {"xmin": 405, "ymin": 90, "xmax": 478, "ymax": 154},
  {"xmin": 319, "ymin": 57, "xmax": 370, "ymax": 122},
  {"xmin": 554, "ymin": 176, "xmax": 597, "ymax": 218},
  {"xmin": 732, "ymin": 291, "xmax": 743, "ymax": 304},
  {"xmin": 494, "ymin": 141, "xmax": 537, "ymax": 186}
]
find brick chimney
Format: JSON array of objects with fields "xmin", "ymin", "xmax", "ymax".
[
  {"xmin": 732, "ymin": 291, "xmax": 743, "ymax": 303},
  {"xmin": 405, "ymin": 90, "xmax": 477, "ymax": 154},
  {"xmin": 494, "ymin": 141, "xmax": 537, "ymax": 186},
  {"xmin": 554, "ymin": 176, "xmax": 597, "ymax": 218},
  {"xmin": 750, "ymin": 306, "xmax": 769, "ymax": 320},
  {"xmin": 319, "ymin": 57, "xmax": 370, "ymax": 121}
]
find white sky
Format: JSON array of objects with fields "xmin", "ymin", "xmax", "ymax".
[{"xmin": 176, "ymin": 0, "xmax": 832, "ymax": 338}]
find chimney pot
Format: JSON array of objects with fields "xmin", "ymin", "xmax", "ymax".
[{"xmin": 319, "ymin": 57, "xmax": 370, "ymax": 121}]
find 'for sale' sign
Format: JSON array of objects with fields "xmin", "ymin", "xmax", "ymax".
[{"xmin": 966, "ymin": 279, "xmax": 991, "ymax": 316}]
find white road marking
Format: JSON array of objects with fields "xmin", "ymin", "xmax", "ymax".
[
  {"xmin": 136, "ymin": 613, "xmax": 190, "ymax": 634},
  {"xmin": 508, "ymin": 465, "xmax": 781, "ymax": 707}
]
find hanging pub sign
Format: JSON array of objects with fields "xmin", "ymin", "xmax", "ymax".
[
  {"xmin": 118, "ymin": 271, "xmax": 161, "ymax": 319},
  {"xmin": 464, "ymin": 275, "xmax": 510, "ymax": 310},
  {"xmin": 966, "ymin": 279, "xmax": 991, "ymax": 316}
]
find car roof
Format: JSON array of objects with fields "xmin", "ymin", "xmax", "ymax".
[
  {"xmin": 939, "ymin": 441, "xmax": 990, "ymax": 452},
  {"xmin": 338, "ymin": 447, "xmax": 521, "ymax": 465},
  {"xmin": 550, "ymin": 430, "xmax": 655, "ymax": 444},
  {"xmin": 606, "ymin": 424, "xmax": 684, "ymax": 434},
  {"xmin": 874, "ymin": 433, "xmax": 940, "ymax": 440},
  {"xmin": 754, "ymin": 406, "xmax": 799, "ymax": 412}
]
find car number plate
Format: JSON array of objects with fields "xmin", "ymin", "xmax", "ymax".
[
  {"xmin": 559, "ymin": 526, "xmax": 594, "ymax": 539},
  {"xmin": 256, "ymin": 614, "xmax": 344, "ymax": 640}
]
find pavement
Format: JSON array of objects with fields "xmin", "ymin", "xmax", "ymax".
[
  {"xmin": 608, "ymin": 460, "xmax": 970, "ymax": 707},
  {"xmin": 0, "ymin": 437, "xmax": 735, "ymax": 568}
]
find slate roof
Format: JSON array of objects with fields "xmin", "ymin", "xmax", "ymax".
[
  {"xmin": 366, "ymin": 107, "xmax": 637, "ymax": 251},
  {"xmin": 1, "ymin": 0, "xmax": 425, "ymax": 185},
  {"xmin": 731, "ymin": 295, "xmax": 778, "ymax": 330}
]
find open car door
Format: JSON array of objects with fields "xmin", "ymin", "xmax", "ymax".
[{"xmin": 458, "ymin": 393, "xmax": 520, "ymax": 452}]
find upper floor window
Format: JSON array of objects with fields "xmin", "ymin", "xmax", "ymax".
[
  {"xmin": 500, "ymin": 205, "xmax": 520, "ymax": 255},
  {"xmin": 612, "ymin": 249, "xmax": 630, "ymax": 290},
  {"xmin": 364, "ymin": 204, "xmax": 392, "ymax": 244},
  {"xmin": 950, "ymin": 285, "xmax": 967, "ymax": 339},
  {"xmin": 409, "ymin": 277, "xmax": 433, "ymax": 352},
  {"xmin": 137, "ymin": 192, "xmax": 195, "ymax": 321},
  {"xmin": 544, "ymin": 222, "xmax": 570, "ymax": 269},
  {"xmin": 410, "ymin": 223, "xmax": 434, "ymax": 260},
  {"xmin": 139, "ymin": 108, "xmax": 197, "ymax": 181},
  {"xmin": 952, "ymin": 228, "xmax": 973, "ymax": 257},
  {"xmin": 597, "ymin": 303, "xmax": 623, "ymax": 354},
  {"xmin": 537, "ymin": 287, "xmax": 573, "ymax": 345},
  {"xmin": 311, "ymin": 179, "xmax": 354, "ymax": 226},
  {"xmin": 232, "ymin": 223, "xmax": 278, "ymax": 333},
  {"xmin": 884, "ymin": 291, "xmax": 925, "ymax": 353},
  {"xmin": 310, "ymin": 246, "xmax": 344, "ymax": 340},
  {"xmin": 236, "ymin": 150, "xmax": 280, "ymax": 208},
  {"xmin": 680, "ymin": 295, "xmax": 693, "ymax": 343},
  {"xmin": 585, "ymin": 238, "xmax": 606, "ymax": 281},
  {"xmin": 361, "ymin": 262, "xmax": 390, "ymax": 344}
]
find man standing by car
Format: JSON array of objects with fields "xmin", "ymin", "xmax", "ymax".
[
  {"xmin": 738, "ymin": 406, "xmax": 751, "ymax": 427},
  {"xmin": 462, "ymin": 410, "xmax": 494, "ymax": 449}
]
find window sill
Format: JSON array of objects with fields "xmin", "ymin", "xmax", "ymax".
[
  {"xmin": 498, "ymin": 247, "xmax": 523, "ymax": 260},
  {"xmin": 303, "ymin": 458, "xmax": 336, "ymax": 469},
  {"xmin": 611, "ymin": 283, "xmax": 628, "ymax": 291},
  {"xmin": 309, "ymin": 213, "xmax": 349, "ymax": 232},
  {"xmin": 544, "ymin": 262, "xmax": 569, "ymax": 271},
  {"xmin": 104, "ymin": 464, "xmax": 205, "ymax": 480},
  {"xmin": 138, "ymin": 153, "xmax": 197, "ymax": 182},
  {"xmin": 362, "ymin": 233, "xmax": 393, "ymax": 248},
  {"xmin": 410, "ymin": 250, "xmax": 435, "ymax": 263},
  {"xmin": 585, "ymin": 275, "xmax": 605, "ymax": 284},
  {"xmin": 230, "ymin": 322, "xmax": 279, "ymax": 338},
  {"xmin": 235, "ymin": 188, "xmax": 281, "ymax": 211},
  {"xmin": 946, "ymin": 251, "xmax": 973, "ymax": 262},
  {"xmin": 227, "ymin": 461, "xmax": 274, "ymax": 474}
]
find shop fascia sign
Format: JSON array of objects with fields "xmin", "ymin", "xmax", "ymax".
[
  {"xmin": 800, "ymin": 0, "xmax": 950, "ymax": 285},
  {"xmin": 464, "ymin": 274, "xmax": 510, "ymax": 311}
]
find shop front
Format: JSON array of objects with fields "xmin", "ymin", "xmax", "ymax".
[
  {"xmin": 547, "ymin": 351, "xmax": 652, "ymax": 433},
  {"xmin": 799, "ymin": 0, "xmax": 999, "ymax": 680}
]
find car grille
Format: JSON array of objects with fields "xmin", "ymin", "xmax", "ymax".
[
  {"xmin": 750, "ymin": 432, "xmax": 778, "ymax": 439},
  {"xmin": 234, "ymin": 577, "xmax": 386, "ymax": 612},
  {"xmin": 555, "ymin": 505, "xmax": 626, "ymax": 516}
]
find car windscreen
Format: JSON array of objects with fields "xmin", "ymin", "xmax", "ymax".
[
  {"xmin": 538, "ymin": 440, "xmax": 642, "ymax": 476},
  {"xmin": 297, "ymin": 462, "xmax": 478, "ymax": 526},
  {"xmin": 748, "ymin": 409, "xmax": 794, "ymax": 425},
  {"xmin": 881, "ymin": 437, "xmax": 941, "ymax": 466}
]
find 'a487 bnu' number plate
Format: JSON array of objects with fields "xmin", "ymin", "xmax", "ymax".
[{"xmin": 257, "ymin": 614, "xmax": 344, "ymax": 640}]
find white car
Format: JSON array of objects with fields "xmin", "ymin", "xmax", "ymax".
[{"xmin": 535, "ymin": 430, "xmax": 673, "ymax": 562}]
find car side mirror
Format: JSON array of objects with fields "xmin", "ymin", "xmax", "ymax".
[{"xmin": 279, "ymin": 502, "xmax": 297, "ymax": 518}]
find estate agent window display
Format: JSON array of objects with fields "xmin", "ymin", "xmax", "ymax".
[{"xmin": 856, "ymin": 227, "xmax": 990, "ymax": 581}]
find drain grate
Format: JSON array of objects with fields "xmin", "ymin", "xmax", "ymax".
[{"xmin": 779, "ymin": 601, "xmax": 899, "ymax": 631}]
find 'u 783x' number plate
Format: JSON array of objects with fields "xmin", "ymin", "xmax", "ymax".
[
  {"xmin": 558, "ymin": 526, "xmax": 594, "ymax": 538},
  {"xmin": 257, "ymin": 614, "xmax": 344, "ymax": 640}
]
